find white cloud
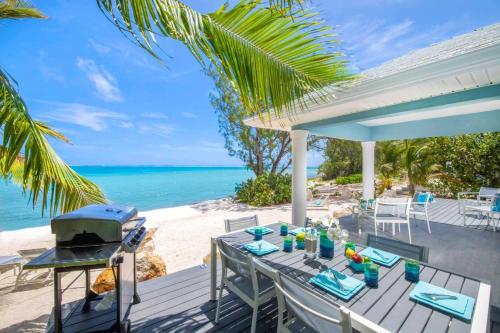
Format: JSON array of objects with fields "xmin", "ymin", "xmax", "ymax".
[
  {"xmin": 76, "ymin": 57, "xmax": 123, "ymax": 102},
  {"xmin": 37, "ymin": 51, "xmax": 64, "ymax": 82},
  {"xmin": 40, "ymin": 102, "xmax": 128, "ymax": 131},
  {"xmin": 89, "ymin": 39, "xmax": 111, "ymax": 55},
  {"xmin": 141, "ymin": 112, "xmax": 169, "ymax": 120},
  {"xmin": 337, "ymin": 18, "xmax": 456, "ymax": 70},
  {"xmin": 181, "ymin": 112, "xmax": 197, "ymax": 118},
  {"xmin": 118, "ymin": 121, "xmax": 134, "ymax": 129},
  {"xmin": 138, "ymin": 123, "xmax": 174, "ymax": 137}
]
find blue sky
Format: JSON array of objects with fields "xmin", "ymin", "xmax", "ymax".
[{"xmin": 1, "ymin": 0, "xmax": 499, "ymax": 166}]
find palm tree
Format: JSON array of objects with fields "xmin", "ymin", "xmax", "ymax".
[
  {"xmin": 0, "ymin": 0, "xmax": 106, "ymax": 215},
  {"xmin": 399, "ymin": 139, "xmax": 439, "ymax": 195},
  {"xmin": 96, "ymin": 0, "xmax": 353, "ymax": 116}
]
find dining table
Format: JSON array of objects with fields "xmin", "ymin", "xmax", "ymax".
[{"xmin": 209, "ymin": 222, "xmax": 490, "ymax": 333}]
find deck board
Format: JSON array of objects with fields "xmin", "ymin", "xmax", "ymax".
[{"xmin": 43, "ymin": 199, "xmax": 498, "ymax": 333}]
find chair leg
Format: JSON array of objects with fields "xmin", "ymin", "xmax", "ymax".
[
  {"xmin": 407, "ymin": 222, "xmax": 412, "ymax": 244},
  {"xmin": 215, "ymin": 272, "xmax": 226, "ymax": 323},
  {"xmin": 425, "ymin": 211, "xmax": 431, "ymax": 234},
  {"xmin": 374, "ymin": 221, "xmax": 378, "ymax": 236},
  {"xmin": 250, "ymin": 305, "xmax": 258, "ymax": 333}
]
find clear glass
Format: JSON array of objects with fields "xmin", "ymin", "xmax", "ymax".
[
  {"xmin": 304, "ymin": 229, "xmax": 318, "ymax": 259},
  {"xmin": 340, "ymin": 229, "xmax": 349, "ymax": 244}
]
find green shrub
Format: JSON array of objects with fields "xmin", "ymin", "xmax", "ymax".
[
  {"xmin": 335, "ymin": 173, "xmax": 362, "ymax": 185},
  {"xmin": 235, "ymin": 173, "xmax": 292, "ymax": 206}
]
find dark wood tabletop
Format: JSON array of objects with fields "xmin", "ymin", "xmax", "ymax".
[{"xmin": 211, "ymin": 222, "xmax": 490, "ymax": 333}]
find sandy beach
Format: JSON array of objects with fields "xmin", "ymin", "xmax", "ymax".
[{"xmin": 0, "ymin": 197, "xmax": 354, "ymax": 331}]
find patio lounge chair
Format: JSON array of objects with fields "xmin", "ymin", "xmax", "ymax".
[
  {"xmin": 306, "ymin": 189, "xmax": 330, "ymax": 211},
  {"xmin": 463, "ymin": 193, "xmax": 500, "ymax": 231},
  {"xmin": 0, "ymin": 255, "xmax": 23, "ymax": 276},
  {"xmin": 215, "ymin": 239, "xmax": 275, "ymax": 333},
  {"xmin": 274, "ymin": 272, "xmax": 352, "ymax": 333},
  {"xmin": 224, "ymin": 215, "xmax": 259, "ymax": 233},
  {"xmin": 366, "ymin": 234, "xmax": 429, "ymax": 262},
  {"xmin": 14, "ymin": 248, "xmax": 52, "ymax": 291},
  {"xmin": 458, "ymin": 186, "xmax": 499, "ymax": 214},
  {"xmin": 373, "ymin": 198, "xmax": 413, "ymax": 243},
  {"xmin": 409, "ymin": 192, "xmax": 432, "ymax": 234}
]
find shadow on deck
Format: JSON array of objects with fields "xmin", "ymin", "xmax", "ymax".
[
  {"xmin": 46, "ymin": 265, "xmax": 278, "ymax": 333},
  {"xmin": 26, "ymin": 199, "xmax": 500, "ymax": 333}
]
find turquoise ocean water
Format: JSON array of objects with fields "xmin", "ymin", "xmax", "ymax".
[{"xmin": 0, "ymin": 166, "xmax": 317, "ymax": 231}]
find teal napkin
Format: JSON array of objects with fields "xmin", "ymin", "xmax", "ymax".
[
  {"xmin": 359, "ymin": 247, "xmax": 400, "ymax": 267},
  {"xmin": 245, "ymin": 226, "xmax": 274, "ymax": 235},
  {"xmin": 409, "ymin": 281, "xmax": 475, "ymax": 322},
  {"xmin": 289, "ymin": 227, "xmax": 310, "ymax": 236},
  {"xmin": 244, "ymin": 240, "xmax": 279, "ymax": 256},
  {"xmin": 309, "ymin": 269, "xmax": 365, "ymax": 301}
]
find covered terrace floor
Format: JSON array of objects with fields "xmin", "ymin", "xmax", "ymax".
[{"xmin": 29, "ymin": 199, "xmax": 500, "ymax": 333}]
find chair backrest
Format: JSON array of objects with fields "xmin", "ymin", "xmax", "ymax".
[
  {"xmin": 412, "ymin": 192, "xmax": 431, "ymax": 206},
  {"xmin": 217, "ymin": 239, "xmax": 253, "ymax": 279},
  {"xmin": 274, "ymin": 273, "xmax": 352, "ymax": 333},
  {"xmin": 224, "ymin": 215, "xmax": 259, "ymax": 233},
  {"xmin": 491, "ymin": 193, "xmax": 500, "ymax": 212},
  {"xmin": 366, "ymin": 234, "xmax": 429, "ymax": 262},
  {"xmin": 374, "ymin": 198, "xmax": 411, "ymax": 219},
  {"xmin": 478, "ymin": 187, "xmax": 500, "ymax": 200}
]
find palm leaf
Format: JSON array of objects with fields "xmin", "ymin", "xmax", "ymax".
[
  {"xmin": 97, "ymin": 0, "xmax": 352, "ymax": 116},
  {"xmin": 0, "ymin": 0, "xmax": 46, "ymax": 19},
  {"xmin": 0, "ymin": 67, "xmax": 107, "ymax": 215}
]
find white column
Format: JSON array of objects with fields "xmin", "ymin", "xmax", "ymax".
[
  {"xmin": 291, "ymin": 130, "xmax": 308, "ymax": 226},
  {"xmin": 362, "ymin": 141, "xmax": 376, "ymax": 200}
]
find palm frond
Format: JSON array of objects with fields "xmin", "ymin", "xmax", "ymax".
[
  {"xmin": 97, "ymin": 0, "xmax": 352, "ymax": 116},
  {"xmin": 0, "ymin": 67, "xmax": 107, "ymax": 215},
  {"xmin": 0, "ymin": 0, "xmax": 46, "ymax": 19}
]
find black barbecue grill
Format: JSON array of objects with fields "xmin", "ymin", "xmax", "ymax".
[{"xmin": 24, "ymin": 204, "xmax": 147, "ymax": 333}]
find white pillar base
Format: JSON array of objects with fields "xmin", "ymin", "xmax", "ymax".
[
  {"xmin": 362, "ymin": 141, "xmax": 376, "ymax": 200},
  {"xmin": 291, "ymin": 130, "xmax": 308, "ymax": 226}
]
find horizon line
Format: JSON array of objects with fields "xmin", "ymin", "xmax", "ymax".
[{"xmin": 70, "ymin": 164, "xmax": 320, "ymax": 168}]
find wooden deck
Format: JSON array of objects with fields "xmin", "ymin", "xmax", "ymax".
[
  {"xmin": 50, "ymin": 265, "xmax": 278, "ymax": 333},
  {"xmin": 43, "ymin": 199, "xmax": 499, "ymax": 332},
  {"xmin": 425, "ymin": 198, "xmax": 498, "ymax": 230}
]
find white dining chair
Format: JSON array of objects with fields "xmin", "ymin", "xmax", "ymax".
[
  {"xmin": 215, "ymin": 239, "xmax": 275, "ymax": 333},
  {"xmin": 409, "ymin": 192, "xmax": 432, "ymax": 234},
  {"xmin": 224, "ymin": 215, "xmax": 259, "ymax": 233},
  {"xmin": 274, "ymin": 272, "xmax": 352, "ymax": 333},
  {"xmin": 374, "ymin": 198, "xmax": 413, "ymax": 244}
]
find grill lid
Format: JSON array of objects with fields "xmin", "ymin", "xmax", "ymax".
[{"xmin": 52, "ymin": 204, "xmax": 137, "ymax": 224}]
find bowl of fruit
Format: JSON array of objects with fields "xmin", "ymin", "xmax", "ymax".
[{"xmin": 345, "ymin": 248, "xmax": 366, "ymax": 272}]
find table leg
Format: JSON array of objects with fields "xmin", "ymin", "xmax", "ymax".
[
  {"xmin": 210, "ymin": 237, "xmax": 217, "ymax": 301},
  {"xmin": 54, "ymin": 270, "xmax": 62, "ymax": 333}
]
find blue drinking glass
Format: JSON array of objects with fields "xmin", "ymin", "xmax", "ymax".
[
  {"xmin": 405, "ymin": 260, "xmax": 420, "ymax": 282},
  {"xmin": 280, "ymin": 223, "xmax": 288, "ymax": 236},
  {"xmin": 283, "ymin": 236, "xmax": 293, "ymax": 252},
  {"xmin": 364, "ymin": 264, "xmax": 379, "ymax": 288},
  {"xmin": 254, "ymin": 226, "xmax": 263, "ymax": 241}
]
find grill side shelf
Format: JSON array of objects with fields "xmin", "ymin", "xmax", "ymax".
[{"xmin": 23, "ymin": 243, "xmax": 122, "ymax": 270}]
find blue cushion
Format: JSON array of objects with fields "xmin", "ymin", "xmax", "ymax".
[
  {"xmin": 417, "ymin": 193, "xmax": 430, "ymax": 203},
  {"xmin": 492, "ymin": 195, "xmax": 500, "ymax": 212}
]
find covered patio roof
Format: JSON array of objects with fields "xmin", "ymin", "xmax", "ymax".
[{"xmin": 244, "ymin": 22, "xmax": 500, "ymax": 141}]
